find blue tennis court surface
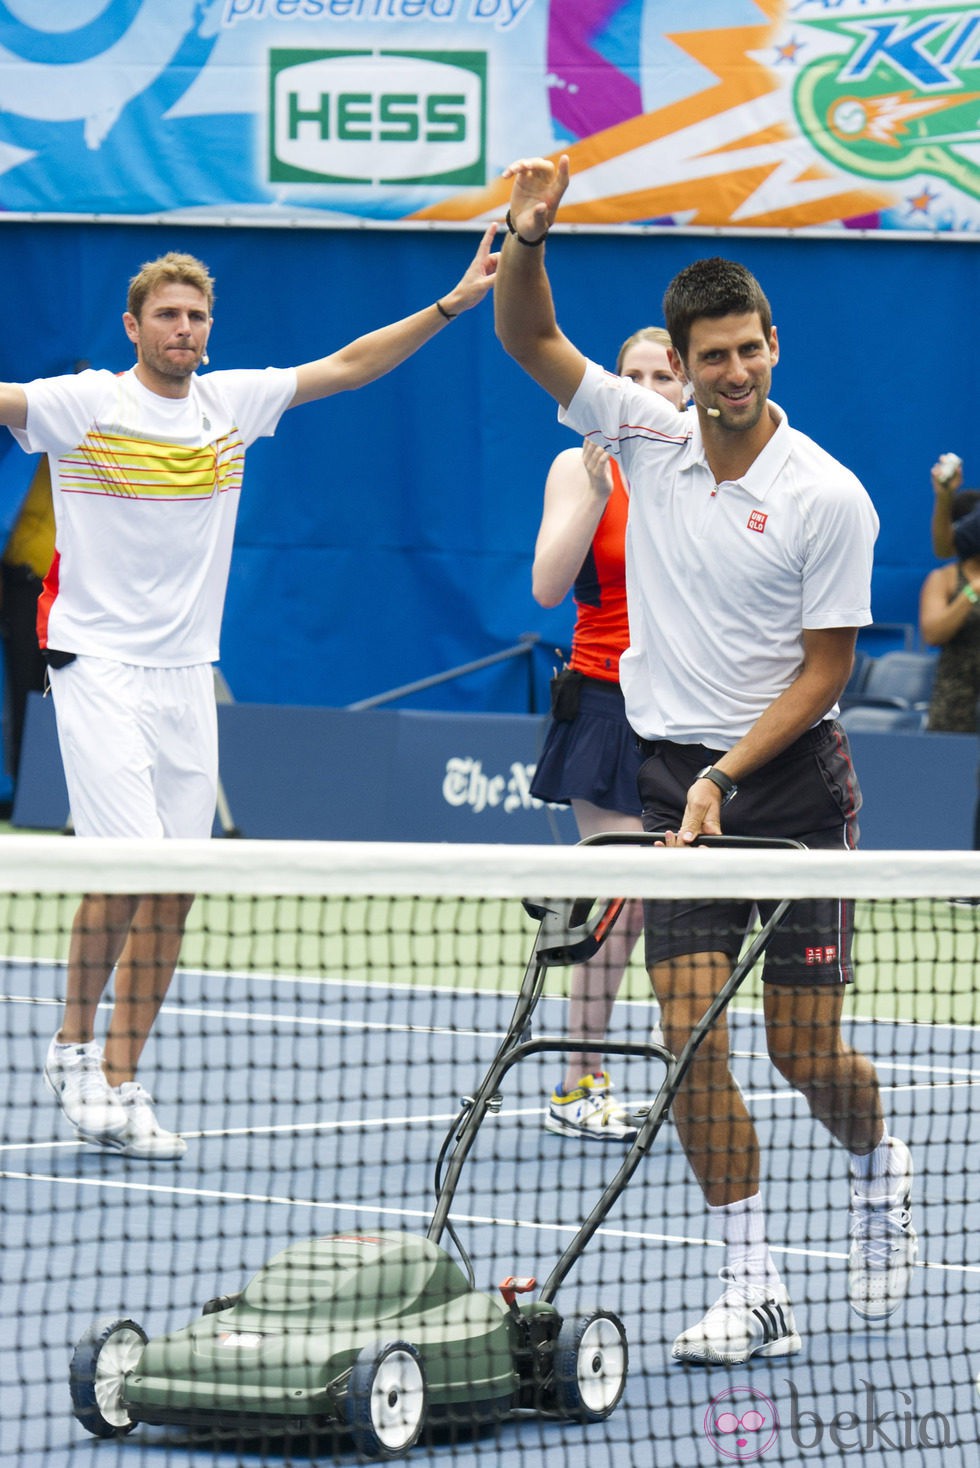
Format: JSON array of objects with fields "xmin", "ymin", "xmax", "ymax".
[{"xmin": 2, "ymin": 957, "xmax": 978, "ymax": 1467}]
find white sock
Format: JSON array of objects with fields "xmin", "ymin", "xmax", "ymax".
[
  {"xmin": 850, "ymin": 1125, "xmax": 891, "ymax": 1182},
  {"xmin": 851, "ymin": 1128, "xmax": 909, "ymax": 1200},
  {"xmin": 709, "ymin": 1194, "xmax": 781, "ymax": 1287}
]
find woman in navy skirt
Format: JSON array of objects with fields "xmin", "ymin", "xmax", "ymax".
[{"xmin": 530, "ymin": 327, "xmax": 687, "ymax": 1141}]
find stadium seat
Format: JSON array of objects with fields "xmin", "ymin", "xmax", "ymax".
[
  {"xmin": 839, "ymin": 649, "xmax": 872, "ymax": 710},
  {"xmin": 853, "ymin": 651, "xmax": 937, "ymax": 711},
  {"xmin": 855, "ymin": 621, "xmax": 916, "ymax": 655},
  {"xmin": 839, "ymin": 704, "xmax": 928, "ymax": 734}
]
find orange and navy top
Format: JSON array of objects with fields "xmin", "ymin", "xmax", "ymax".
[{"xmin": 568, "ymin": 458, "xmax": 629, "ymax": 682}]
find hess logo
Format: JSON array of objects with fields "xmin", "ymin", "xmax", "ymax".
[{"xmin": 269, "ymin": 50, "xmax": 486, "ymax": 186}]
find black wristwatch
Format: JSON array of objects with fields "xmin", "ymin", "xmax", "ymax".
[{"xmin": 695, "ymin": 765, "xmax": 738, "ymax": 804}]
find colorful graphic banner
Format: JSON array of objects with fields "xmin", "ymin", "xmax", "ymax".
[{"xmin": 1, "ymin": 0, "xmax": 978, "ymax": 234}]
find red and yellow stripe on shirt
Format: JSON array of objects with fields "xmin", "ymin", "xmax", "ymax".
[{"xmin": 58, "ymin": 429, "xmax": 245, "ymax": 500}]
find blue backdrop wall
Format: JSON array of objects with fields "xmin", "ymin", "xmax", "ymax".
[{"xmin": 0, "ymin": 220, "xmax": 975, "ymax": 716}]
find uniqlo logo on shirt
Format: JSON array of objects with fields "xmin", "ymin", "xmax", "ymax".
[
  {"xmin": 806, "ymin": 945, "xmax": 838, "ymax": 965},
  {"xmin": 747, "ymin": 510, "xmax": 768, "ymax": 533}
]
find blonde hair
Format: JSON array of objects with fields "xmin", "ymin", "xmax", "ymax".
[
  {"xmin": 126, "ymin": 251, "xmax": 215, "ymax": 320},
  {"xmin": 615, "ymin": 325, "xmax": 673, "ymax": 375}
]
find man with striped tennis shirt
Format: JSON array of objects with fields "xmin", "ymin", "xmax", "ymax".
[{"xmin": 0, "ymin": 233, "xmax": 497, "ymax": 1160}]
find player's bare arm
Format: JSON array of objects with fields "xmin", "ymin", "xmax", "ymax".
[
  {"xmin": 0, "ymin": 383, "xmax": 28, "ymax": 431},
  {"xmin": 494, "ymin": 155, "xmax": 587, "ymax": 409},
  {"xmin": 532, "ymin": 441, "xmax": 612, "ymax": 607},
  {"xmin": 665, "ymin": 626, "xmax": 857, "ymax": 844},
  {"xmin": 290, "ymin": 224, "xmax": 498, "ymax": 408}
]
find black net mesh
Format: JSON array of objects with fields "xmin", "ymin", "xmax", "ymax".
[{"xmin": 1, "ymin": 836, "xmax": 977, "ymax": 1466}]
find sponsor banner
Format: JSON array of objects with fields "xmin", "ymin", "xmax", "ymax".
[{"xmin": 0, "ymin": 1, "xmax": 978, "ymax": 234}]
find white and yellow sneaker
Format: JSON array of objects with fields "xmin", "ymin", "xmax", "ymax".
[{"xmin": 545, "ymin": 1071, "xmax": 638, "ymax": 1143}]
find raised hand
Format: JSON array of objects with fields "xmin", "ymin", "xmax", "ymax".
[
  {"xmin": 501, "ymin": 155, "xmax": 570, "ymax": 243},
  {"xmin": 931, "ymin": 453, "xmax": 963, "ymax": 496},
  {"xmin": 441, "ymin": 223, "xmax": 500, "ymax": 315},
  {"xmin": 581, "ymin": 437, "xmax": 613, "ymax": 500}
]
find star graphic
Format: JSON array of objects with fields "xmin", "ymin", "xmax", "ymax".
[
  {"xmin": 774, "ymin": 36, "xmax": 805, "ymax": 65},
  {"xmin": 906, "ymin": 185, "xmax": 940, "ymax": 216}
]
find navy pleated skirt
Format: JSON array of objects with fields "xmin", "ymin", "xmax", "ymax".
[{"xmin": 531, "ymin": 676, "xmax": 643, "ymax": 816}]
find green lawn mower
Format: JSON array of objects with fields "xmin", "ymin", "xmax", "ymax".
[{"xmin": 69, "ymin": 834, "xmax": 795, "ymax": 1459}]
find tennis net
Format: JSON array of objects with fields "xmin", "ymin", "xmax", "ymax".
[{"xmin": 1, "ymin": 834, "xmax": 978, "ymax": 1467}]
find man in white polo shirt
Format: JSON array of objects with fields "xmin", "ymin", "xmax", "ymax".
[
  {"xmin": 494, "ymin": 154, "xmax": 917, "ymax": 1364},
  {"xmin": 0, "ymin": 232, "xmax": 498, "ymax": 1161}
]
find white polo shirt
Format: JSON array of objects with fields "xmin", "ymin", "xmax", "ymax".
[
  {"xmin": 12, "ymin": 366, "xmax": 295, "ymax": 666},
  {"xmin": 560, "ymin": 359, "xmax": 879, "ymax": 748}
]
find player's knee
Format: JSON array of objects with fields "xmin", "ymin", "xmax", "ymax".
[
  {"xmin": 662, "ymin": 1013, "xmax": 729, "ymax": 1067},
  {"xmin": 768, "ymin": 1043, "xmax": 839, "ymax": 1091}
]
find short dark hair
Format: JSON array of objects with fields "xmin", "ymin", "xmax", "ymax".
[
  {"xmin": 952, "ymin": 490, "xmax": 980, "ymax": 523},
  {"xmin": 662, "ymin": 257, "xmax": 772, "ymax": 364}
]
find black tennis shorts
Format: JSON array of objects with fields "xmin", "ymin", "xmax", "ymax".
[{"xmin": 637, "ymin": 720, "xmax": 861, "ymax": 986}]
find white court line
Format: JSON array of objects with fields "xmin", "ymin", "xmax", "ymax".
[
  {"xmin": 2, "ymin": 1072, "xmax": 975, "ymax": 1161},
  {"xmin": 0, "ymin": 1106, "xmax": 540, "ymax": 1154},
  {"xmin": 2, "ymin": 1166, "xmax": 976, "ymax": 1278},
  {"xmin": 5, "ymin": 993, "xmax": 979, "ymax": 1070},
  {"xmin": 0, "ymin": 993, "xmax": 502, "ymax": 1042},
  {"xmin": 731, "ymin": 1050, "xmax": 980, "ymax": 1081},
  {"xmin": 0, "ymin": 956, "xmax": 534, "ymax": 1004},
  {"xmin": 3, "ymin": 958, "xmax": 979, "ymax": 1033}
]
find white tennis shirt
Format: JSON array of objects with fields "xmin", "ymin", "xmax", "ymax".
[
  {"xmin": 560, "ymin": 359, "xmax": 879, "ymax": 748},
  {"xmin": 12, "ymin": 366, "xmax": 295, "ymax": 666}
]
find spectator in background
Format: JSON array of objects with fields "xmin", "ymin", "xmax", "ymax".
[
  {"xmin": 929, "ymin": 451, "xmax": 966, "ymax": 559},
  {"xmin": 530, "ymin": 327, "xmax": 687, "ymax": 1142},
  {"xmin": 920, "ymin": 459, "xmax": 980, "ymax": 856}
]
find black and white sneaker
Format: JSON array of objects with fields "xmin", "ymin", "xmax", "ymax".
[{"xmin": 672, "ymin": 1269, "xmax": 802, "ymax": 1365}]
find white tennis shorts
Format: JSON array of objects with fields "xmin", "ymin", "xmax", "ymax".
[{"xmin": 48, "ymin": 657, "xmax": 218, "ymax": 838}]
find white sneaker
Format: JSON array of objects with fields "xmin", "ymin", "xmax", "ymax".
[
  {"xmin": 848, "ymin": 1137, "xmax": 917, "ymax": 1321},
  {"xmin": 44, "ymin": 1037, "xmax": 128, "ymax": 1143},
  {"xmin": 672, "ymin": 1269, "xmax": 802, "ymax": 1366},
  {"xmin": 545, "ymin": 1071, "xmax": 638, "ymax": 1143},
  {"xmin": 104, "ymin": 1082, "xmax": 187, "ymax": 1160}
]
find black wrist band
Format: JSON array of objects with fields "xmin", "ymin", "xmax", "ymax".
[
  {"xmin": 695, "ymin": 765, "xmax": 738, "ymax": 804},
  {"xmin": 435, "ymin": 300, "xmax": 456, "ymax": 321},
  {"xmin": 505, "ymin": 209, "xmax": 547, "ymax": 247}
]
